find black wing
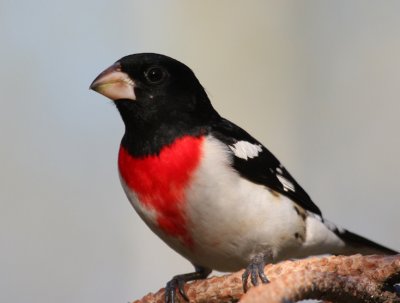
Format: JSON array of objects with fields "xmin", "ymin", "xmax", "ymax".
[{"xmin": 211, "ymin": 118, "xmax": 321, "ymax": 216}]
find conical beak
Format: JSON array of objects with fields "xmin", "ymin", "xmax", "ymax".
[{"xmin": 89, "ymin": 62, "xmax": 136, "ymax": 101}]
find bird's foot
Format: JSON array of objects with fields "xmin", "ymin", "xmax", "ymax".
[
  {"xmin": 242, "ymin": 254, "xmax": 270, "ymax": 292},
  {"xmin": 393, "ymin": 283, "xmax": 400, "ymax": 295},
  {"xmin": 165, "ymin": 275, "xmax": 189, "ymax": 303},
  {"xmin": 165, "ymin": 266, "xmax": 211, "ymax": 303}
]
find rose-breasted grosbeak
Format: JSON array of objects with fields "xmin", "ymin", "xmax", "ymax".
[{"xmin": 90, "ymin": 53, "xmax": 397, "ymax": 302}]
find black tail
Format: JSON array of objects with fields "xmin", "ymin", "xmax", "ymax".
[{"xmin": 338, "ymin": 229, "xmax": 398, "ymax": 255}]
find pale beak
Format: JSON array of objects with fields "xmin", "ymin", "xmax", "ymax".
[{"xmin": 89, "ymin": 62, "xmax": 136, "ymax": 101}]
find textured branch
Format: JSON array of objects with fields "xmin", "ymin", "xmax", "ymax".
[{"xmin": 132, "ymin": 254, "xmax": 400, "ymax": 303}]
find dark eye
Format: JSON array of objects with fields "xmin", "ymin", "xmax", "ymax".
[{"xmin": 144, "ymin": 66, "xmax": 167, "ymax": 84}]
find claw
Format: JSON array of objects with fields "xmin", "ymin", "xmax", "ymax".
[
  {"xmin": 257, "ymin": 260, "xmax": 269, "ymax": 284},
  {"xmin": 250, "ymin": 263, "xmax": 259, "ymax": 286},
  {"xmin": 164, "ymin": 266, "xmax": 211, "ymax": 303},
  {"xmin": 242, "ymin": 254, "xmax": 270, "ymax": 292},
  {"xmin": 394, "ymin": 283, "xmax": 400, "ymax": 295},
  {"xmin": 165, "ymin": 278, "xmax": 184, "ymax": 303},
  {"xmin": 177, "ymin": 278, "xmax": 189, "ymax": 301}
]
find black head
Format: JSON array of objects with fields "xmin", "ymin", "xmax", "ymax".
[{"xmin": 90, "ymin": 53, "xmax": 219, "ymax": 155}]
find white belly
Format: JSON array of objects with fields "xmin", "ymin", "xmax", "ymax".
[{"xmin": 181, "ymin": 137, "xmax": 306, "ymax": 271}]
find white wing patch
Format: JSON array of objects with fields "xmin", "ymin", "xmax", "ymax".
[
  {"xmin": 276, "ymin": 174, "xmax": 295, "ymax": 192},
  {"xmin": 229, "ymin": 141, "xmax": 263, "ymax": 160}
]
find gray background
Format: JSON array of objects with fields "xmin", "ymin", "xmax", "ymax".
[{"xmin": 1, "ymin": 1, "xmax": 399, "ymax": 302}]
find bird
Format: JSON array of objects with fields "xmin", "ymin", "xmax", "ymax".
[{"xmin": 90, "ymin": 53, "xmax": 397, "ymax": 302}]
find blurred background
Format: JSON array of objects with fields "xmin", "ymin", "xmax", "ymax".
[{"xmin": 1, "ymin": 1, "xmax": 400, "ymax": 302}]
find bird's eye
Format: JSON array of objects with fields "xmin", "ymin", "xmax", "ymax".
[{"xmin": 144, "ymin": 66, "xmax": 167, "ymax": 84}]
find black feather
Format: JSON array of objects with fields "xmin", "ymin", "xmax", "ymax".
[
  {"xmin": 211, "ymin": 118, "xmax": 322, "ymax": 216},
  {"xmin": 338, "ymin": 229, "xmax": 398, "ymax": 255}
]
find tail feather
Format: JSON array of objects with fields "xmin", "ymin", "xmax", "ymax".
[
  {"xmin": 337, "ymin": 229, "xmax": 398, "ymax": 255},
  {"xmin": 308, "ymin": 212, "xmax": 399, "ymax": 255}
]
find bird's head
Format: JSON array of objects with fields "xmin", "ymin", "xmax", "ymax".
[{"xmin": 90, "ymin": 53, "xmax": 217, "ymax": 130}]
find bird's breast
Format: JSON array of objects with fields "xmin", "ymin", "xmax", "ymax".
[{"xmin": 118, "ymin": 135, "xmax": 204, "ymax": 248}]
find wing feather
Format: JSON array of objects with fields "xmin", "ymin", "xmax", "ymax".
[{"xmin": 211, "ymin": 118, "xmax": 322, "ymax": 215}]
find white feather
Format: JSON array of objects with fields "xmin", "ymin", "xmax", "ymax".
[
  {"xmin": 289, "ymin": 215, "xmax": 346, "ymax": 259},
  {"xmin": 276, "ymin": 174, "xmax": 295, "ymax": 192},
  {"xmin": 229, "ymin": 141, "xmax": 262, "ymax": 160}
]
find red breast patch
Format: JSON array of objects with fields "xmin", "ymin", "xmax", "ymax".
[{"xmin": 118, "ymin": 135, "xmax": 204, "ymax": 248}]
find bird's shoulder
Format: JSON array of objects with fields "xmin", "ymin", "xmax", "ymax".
[{"xmin": 209, "ymin": 117, "xmax": 322, "ymax": 216}]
